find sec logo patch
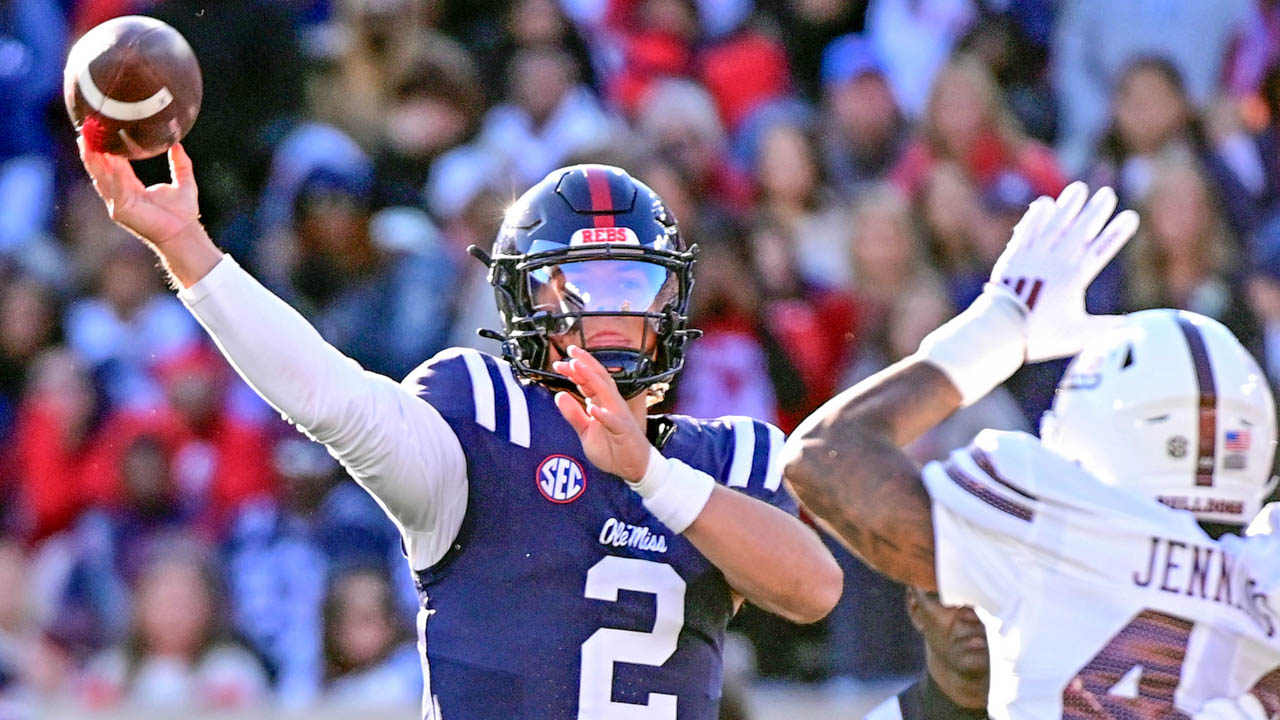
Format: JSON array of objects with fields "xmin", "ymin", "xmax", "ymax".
[{"xmin": 536, "ymin": 455, "xmax": 587, "ymax": 503}]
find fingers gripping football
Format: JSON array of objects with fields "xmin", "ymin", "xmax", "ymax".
[
  {"xmin": 78, "ymin": 137, "xmax": 200, "ymax": 246},
  {"xmin": 990, "ymin": 182, "xmax": 1139, "ymax": 362}
]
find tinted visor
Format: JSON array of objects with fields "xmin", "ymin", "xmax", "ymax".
[{"xmin": 528, "ymin": 259, "xmax": 678, "ymax": 318}]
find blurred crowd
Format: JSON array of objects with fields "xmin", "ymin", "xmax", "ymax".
[{"xmin": 4, "ymin": 0, "xmax": 1280, "ymax": 716}]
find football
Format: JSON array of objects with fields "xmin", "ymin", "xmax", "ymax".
[{"xmin": 64, "ymin": 15, "xmax": 202, "ymax": 160}]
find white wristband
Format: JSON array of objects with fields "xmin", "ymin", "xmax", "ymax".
[
  {"xmin": 628, "ymin": 446, "xmax": 716, "ymax": 534},
  {"xmin": 915, "ymin": 284, "xmax": 1028, "ymax": 406}
]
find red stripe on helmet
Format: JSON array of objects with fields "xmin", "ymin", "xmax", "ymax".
[{"xmin": 584, "ymin": 168, "xmax": 615, "ymax": 228}]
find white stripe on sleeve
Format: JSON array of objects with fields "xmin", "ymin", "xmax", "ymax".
[
  {"xmin": 461, "ymin": 350, "xmax": 496, "ymax": 431},
  {"xmin": 727, "ymin": 417, "xmax": 755, "ymax": 488},
  {"xmin": 764, "ymin": 423, "xmax": 785, "ymax": 491}
]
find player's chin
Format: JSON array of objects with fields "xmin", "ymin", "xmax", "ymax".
[
  {"xmin": 957, "ymin": 650, "xmax": 990, "ymax": 677},
  {"xmin": 949, "ymin": 635, "xmax": 990, "ymax": 671}
]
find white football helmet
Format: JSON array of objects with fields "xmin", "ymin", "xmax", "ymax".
[{"xmin": 1041, "ymin": 309, "xmax": 1278, "ymax": 526}]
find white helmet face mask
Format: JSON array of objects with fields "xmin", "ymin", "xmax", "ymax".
[{"xmin": 1040, "ymin": 309, "xmax": 1278, "ymax": 526}]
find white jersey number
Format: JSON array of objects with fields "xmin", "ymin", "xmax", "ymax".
[{"xmin": 578, "ymin": 556, "xmax": 686, "ymax": 720}]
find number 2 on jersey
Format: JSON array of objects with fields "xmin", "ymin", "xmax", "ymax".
[{"xmin": 579, "ymin": 556, "xmax": 686, "ymax": 719}]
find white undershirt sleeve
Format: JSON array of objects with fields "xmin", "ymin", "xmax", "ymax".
[{"xmin": 178, "ymin": 255, "xmax": 466, "ymax": 569}]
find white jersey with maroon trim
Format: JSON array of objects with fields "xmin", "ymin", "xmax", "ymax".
[{"xmin": 921, "ymin": 429, "xmax": 1280, "ymax": 720}]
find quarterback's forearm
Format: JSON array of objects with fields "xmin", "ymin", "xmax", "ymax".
[
  {"xmin": 146, "ymin": 222, "xmax": 224, "ymax": 290},
  {"xmin": 782, "ymin": 358, "xmax": 961, "ymax": 590},
  {"xmin": 684, "ymin": 487, "xmax": 842, "ymax": 623},
  {"xmin": 176, "ymin": 254, "xmax": 467, "ymax": 559}
]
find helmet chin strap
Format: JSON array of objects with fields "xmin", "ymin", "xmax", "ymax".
[{"xmin": 546, "ymin": 318, "xmax": 657, "ymax": 398}]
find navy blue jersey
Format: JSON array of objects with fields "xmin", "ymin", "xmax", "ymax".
[{"xmin": 403, "ymin": 348, "xmax": 796, "ymax": 720}]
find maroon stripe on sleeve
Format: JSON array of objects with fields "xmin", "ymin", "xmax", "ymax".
[
  {"xmin": 970, "ymin": 447, "xmax": 1038, "ymax": 501},
  {"xmin": 942, "ymin": 459, "xmax": 1034, "ymax": 522}
]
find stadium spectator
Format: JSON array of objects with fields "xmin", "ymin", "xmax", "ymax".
[
  {"xmin": 0, "ymin": 0, "xmax": 64, "ymax": 277},
  {"xmin": 862, "ymin": 589, "xmax": 989, "ymax": 719},
  {"xmin": 749, "ymin": 118, "xmax": 852, "ymax": 290},
  {"xmin": 318, "ymin": 567, "xmax": 421, "ymax": 707},
  {"xmin": 696, "ymin": 17, "xmax": 793, "ymax": 132},
  {"xmin": 599, "ymin": 0, "xmax": 700, "ymax": 117},
  {"xmin": 311, "ymin": 0, "xmax": 432, "ymax": 148},
  {"xmin": 891, "ymin": 55, "xmax": 1064, "ymax": 203},
  {"xmin": 817, "ymin": 34, "xmax": 909, "ymax": 199},
  {"xmin": 769, "ymin": 0, "xmax": 865, "ymax": 102},
  {"xmin": 223, "ymin": 436, "xmax": 413, "ymax": 711},
  {"xmin": 478, "ymin": 0, "xmax": 598, "ymax": 105},
  {"xmin": 64, "ymin": 240, "xmax": 202, "ymax": 411},
  {"xmin": 1247, "ymin": 222, "xmax": 1280, "ymax": 392},
  {"xmin": 475, "ymin": 45, "xmax": 622, "ymax": 187},
  {"xmin": 27, "ymin": 433, "xmax": 189, "ymax": 656},
  {"xmin": 253, "ymin": 122, "xmax": 372, "ymax": 281},
  {"xmin": 149, "ymin": 344, "xmax": 279, "ymax": 536},
  {"xmin": 78, "ymin": 544, "xmax": 268, "ymax": 711},
  {"xmin": 863, "ymin": 0, "xmax": 975, "ymax": 119},
  {"xmin": 0, "ymin": 274, "xmax": 61, "ymax": 445},
  {"xmin": 635, "ymin": 79, "xmax": 754, "ymax": 217},
  {"xmin": 1086, "ymin": 56, "xmax": 1260, "ymax": 237},
  {"xmin": 747, "ymin": 218, "xmax": 858, "ymax": 427},
  {"xmin": 10, "ymin": 350, "xmax": 125, "ymax": 542},
  {"xmin": 1252, "ymin": 62, "xmax": 1280, "ymax": 219},
  {"xmin": 369, "ymin": 34, "xmax": 485, "ymax": 210},
  {"xmin": 956, "ymin": 6, "xmax": 1057, "ymax": 144},
  {"xmin": 280, "ymin": 166, "xmax": 457, "ymax": 379},
  {"xmin": 671, "ymin": 240, "xmax": 805, "ymax": 426},
  {"xmin": 1125, "ymin": 160, "xmax": 1255, "ymax": 341},
  {"xmin": 223, "ymin": 440, "xmax": 331, "ymax": 709},
  {"xmin": 857, "ymin": 176, "xmax": 951, "ymax": 312},
  {"xmin": 1052, "ymin": 0, "xmax": 1254, "ymax": 174}
]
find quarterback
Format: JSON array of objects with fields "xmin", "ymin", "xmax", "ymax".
[
  {"xmin": 784, "ymin": 182, "xmax": 1280, "ymax": 719},
  {"xmin": 77, "ymin": 141, "xmax": 842, "ymax": 719}
]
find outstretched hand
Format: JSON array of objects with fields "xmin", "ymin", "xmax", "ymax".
[
  {"xmin": 78, "ymin": 137, "xmax": 200, "ymax": 246},
  {"xmin": 990, "ymin": 181, "xmax": 1140, "ymax": 362},
  {"xmin": 553, "ymin": 346, "xmax": 653, "ymax": 482}
]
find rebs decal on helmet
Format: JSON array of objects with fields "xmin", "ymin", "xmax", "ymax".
[{"xmin": 570, "ymin": 227, "xmax": 640, "ymax": 245}]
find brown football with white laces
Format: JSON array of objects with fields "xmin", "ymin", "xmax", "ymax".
[{"xmin": 64, "ymin": 15, "xmax": 202, "ymax": 160}]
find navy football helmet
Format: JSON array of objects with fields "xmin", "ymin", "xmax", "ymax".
[{"xmin": 476, "ymin": 165, "xmax": 699, "ymax": 399}]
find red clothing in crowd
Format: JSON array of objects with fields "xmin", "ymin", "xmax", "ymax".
[
  {"xmin": 150, "ymin": 405, "xmax": 278, "ymax": 535},
  {"xmin": 603, "ymin": 1, "xmax": 790, "ymax": 133},
  {"xmin": 696, "ymin": 31, "xmax": 792, "ymax": 132},
  {"xmin": 12, "ymin": 400, "xmax": 125, "ymax": 541},
  {"xmin": 890, "ymin": 130, "xmax": 1066, "ymax": 200},
  {"xmin": 763, "ymin": 290, "xmax": 860, "ymax": 430},
  {"xmin": 11, "ymin": 398, "xmax": 276, "ymax": 543}
]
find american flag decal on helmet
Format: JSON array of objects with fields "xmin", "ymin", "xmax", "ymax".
[{"xmin": 1225, "ymin": 430, "xmax": 1250, "ymax": 452}]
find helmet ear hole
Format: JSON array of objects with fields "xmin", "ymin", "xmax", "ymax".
[{"xmin": 1121, "ymin": 345, "xmax": 1135, "ymax": 369}]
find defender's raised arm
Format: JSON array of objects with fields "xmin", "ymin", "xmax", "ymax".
[{"xmin": 783, "ymin": 183, "xmax": 1139, "ymax": 590}]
